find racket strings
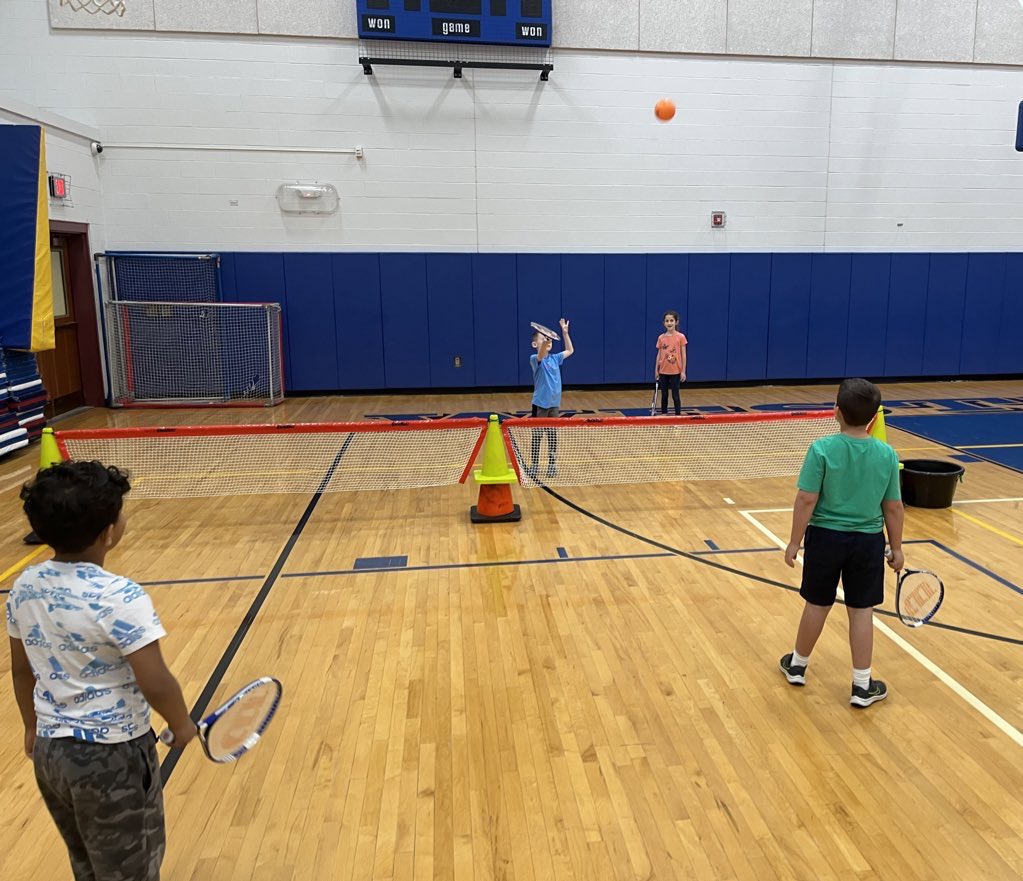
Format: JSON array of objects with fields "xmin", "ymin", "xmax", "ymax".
[
  {"xmin": 898, "ymin": 572, "xmax": 943, "ymax": 623},
  {"xmin": 204, "ymin": 684, "xmax": 279, "ymax": 760}
]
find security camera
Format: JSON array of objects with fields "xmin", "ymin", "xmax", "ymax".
[{"xmin": 90, "ymin": 141, "xmax": 104, "ymax": 155}]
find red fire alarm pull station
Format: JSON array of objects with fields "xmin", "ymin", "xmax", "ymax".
[{"xmin": 711, "ymin": 211, "xmax": 726, "ymax": 228}]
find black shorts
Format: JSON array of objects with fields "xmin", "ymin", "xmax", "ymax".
[{"xmin": 800, "ymin": 525, "xmax": 885, "ymax": 609}]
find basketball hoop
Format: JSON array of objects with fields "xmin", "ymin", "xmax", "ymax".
[{"xmin": 60, "ymin": 0, "xmax": 126, "ymax": 16}]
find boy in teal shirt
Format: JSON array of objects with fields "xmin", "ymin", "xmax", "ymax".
[{"xmin": 780, "ymin": 378, "xmax": 904, "ymax": 707}]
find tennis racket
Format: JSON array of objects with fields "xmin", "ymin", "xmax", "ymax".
[
  {"xmin": 160, "ymin": 676, "xmax": 282, "ymax": 763},
  {"xmin": 650, "ymin": 380, "xmax": 658, "ymax": 416},
  {"xmin": 895, "ymin": 567, "xmax": 945, "ymax": 627},
  {"xmin": 530, "ymin": 321, "xmax": 560, "ymax": 341}
]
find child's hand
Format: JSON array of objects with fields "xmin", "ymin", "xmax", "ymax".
[
  {"xmin": 165, "ymin": 719, "xmax": 199, "ymax": 749},
  {"xmin": 23, "ymin": 728, "xmax": 35, "ymax": 759},
  {"xmin": 885, "ymin": 548, "xmax": 905, "ymax": 572},
  {"xmin": 680, "ymin": 372, "xmax": 686, "ymax": 382},
  {"xmin": 559, "ymin": 318, "xmax": 569, "ymax": 333},
  {"xmin": 784, "ymin": 542, "xmax": 801, "ymax": 567}
]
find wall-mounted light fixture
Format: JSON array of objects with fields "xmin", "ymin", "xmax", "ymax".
[{"xmin": 276, "ymin": 183, "xmax": 340, "ymax": 215}]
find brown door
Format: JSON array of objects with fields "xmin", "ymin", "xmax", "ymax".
[{"xmin": 36, "ymin": 236, "xmax": 85, "ymax": 416}]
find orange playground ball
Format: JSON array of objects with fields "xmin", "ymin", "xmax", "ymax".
[{"xmin": 654, "ymin": 98, "xmax": 676, "ymax": 122}]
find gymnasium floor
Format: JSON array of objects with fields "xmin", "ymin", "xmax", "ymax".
[{"xmin": 1, "ymin": 380, "xmax": 1021, "ymax": 881}]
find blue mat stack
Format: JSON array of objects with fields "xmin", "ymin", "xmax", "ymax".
[{"xmin": 0, "ymin": 345, "xmax": 48, "ymax": 458}]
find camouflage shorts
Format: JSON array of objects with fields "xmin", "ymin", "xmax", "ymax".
[{"xmin": 34, "ymin": 731, "xmax": 165, "ymax": 881}]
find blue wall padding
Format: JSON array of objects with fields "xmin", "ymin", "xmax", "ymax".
[
  {"xmin": 767, "ymin": 254, "xmax": 812, "ymax": 380},
  {"xmin": 0, "ymin": 126, "xmax": 43, "ymax": 349},
  {"xmin": 335, "ymin": 253, "xmax": 386, "ymax": 389},
  {"xmin": 603, "ymin": 255, "xmax": 647, "ymax": 383},
  {"xmin": 284, "ymin": 254, "xmax": 338, "ymax": 390},
  {"xmin": 217, "ymin": 251, "xmax": 1023, "ymax": 392},
  {"xmin": 922, "ymin": 253, "xmax": 969, "ymax": 376},
  {"xmin": 687, "ymin": 254, "xmax": 730, "ymax": 382},
  {"xmin": 472, "ymin": 254, "xmax": 518, "ymax": 387},
  {"xmin": 1000, "ymin": 254, "xmax": 1023, "ymax": 374},
  {"xmin": 960, "ymin": 253, "xmax": 1006, "ymax": 376},
  {"xmin": 380, "ymin": 254, "xmax": 430, "ymax": 388},
  {"xmin": 727, "ymin": 253, "xmax": 770, "ymax": 381},
  {"xmin": 846, "ymin": 254, "xmax": 891, "ymax": 377},
  {"xmin": 426, "ymin": 254, "xmax": 474, "ymax": 387},
  {"xmin": 806, "ymin": 253, "xmax": 851, "ymax": 379},
  {"xmin": 884, "ymin": 253, "xmax": 929, "ymax": 377},
  {"xmin": 561, "ymin": 254, "xmax": 605, "ymax": 384}
]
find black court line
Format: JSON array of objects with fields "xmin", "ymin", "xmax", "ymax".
[
  {"xmin": 159, "ymin": 432, "xmax": 355, "ymax": 784},
  {"xmin": 540, "ymin": 485, "xmax": 1023, "ymax": 648}
]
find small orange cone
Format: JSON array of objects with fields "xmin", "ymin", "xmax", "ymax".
[{"xmin": 470, "ymin": 415, "xmax": 521, "ymax": 523}]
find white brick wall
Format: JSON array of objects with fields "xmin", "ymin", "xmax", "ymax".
[{"xmin": 2, "ymin": 0, "xmax": 1022, "ymax": 253}]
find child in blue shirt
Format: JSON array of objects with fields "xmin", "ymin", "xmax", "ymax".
[{"xmin": 528, "ymin": 318, "xmax": 573, "ymax": 478}]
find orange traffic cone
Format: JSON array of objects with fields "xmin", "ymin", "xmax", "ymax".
[{"xmin": 470, "ymin": 415, "xmax": 521, "ymax": 523}]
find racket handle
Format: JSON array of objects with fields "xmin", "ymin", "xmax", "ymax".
[
  {"xmin": 159, "ymin": 728, "xmax": 175, "ymax": 746},
  {"xmin": 884, "ymin": 548, "xmax": 893, "ymax": 561}
]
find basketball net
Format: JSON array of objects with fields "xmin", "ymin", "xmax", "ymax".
[{"xmin": 60, "ymin": 0, "xmax": 126, "ymax": 16}]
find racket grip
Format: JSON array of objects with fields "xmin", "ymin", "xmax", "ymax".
[{"xmin": 159, "ymin": 728, "xmax": 175, "ymax": 746}]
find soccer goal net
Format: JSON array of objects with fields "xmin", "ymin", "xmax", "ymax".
[{"xmin": 104, "ymin": 301, "xmax": 284, "ymax": 408}]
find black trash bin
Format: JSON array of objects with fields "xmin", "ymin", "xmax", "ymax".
[{"xmin": 900, "ymin": 459, "xmax": 965, "ymax": 509}]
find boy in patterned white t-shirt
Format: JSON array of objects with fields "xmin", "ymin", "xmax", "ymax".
[{"xmin": 6, "ymin": 461, "xmax": 197, "ymax": 881}]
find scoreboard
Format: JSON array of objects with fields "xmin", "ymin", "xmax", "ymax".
[{"xmin": 357, "ymin": 1, "xmax": 552, "ymax": 48}]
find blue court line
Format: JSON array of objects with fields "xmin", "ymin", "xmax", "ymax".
[
  {"xmin": 704, "ymin": 539, "xmax": 720, "ymax": 550},
  {"xmin": 0, "ymin": 545, "xmax": 776, "ymax": 593},
  {"xmin": 6, "ymin": 538, "xmax": 1017, "ymax": 601},
  {"xmin": 281, "ymin": 545, "xmax": 781, "ymax": 579},
  {"xmin": 556, "ymin": 547, "xmax": 569, "ymax": 558},
  {"xmin": 926, "ymin": 540, "xmax": 1023, "ymax": 597},
  {"xmin": 354, "ymin": 555, "xmax": 408, "ymax": 570}
]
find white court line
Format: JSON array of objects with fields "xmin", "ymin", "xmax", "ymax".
[
  {"xmin": 952, "ymin": 497, "xmax": 1023, "ymax": 505},
  {"xmin": 739, "ymin": 508, "xmax": 1023, "ymax": 749}
]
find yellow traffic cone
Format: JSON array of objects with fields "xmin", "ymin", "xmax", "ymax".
[
  {"xmin": 38, "ymin": 427, "xmax": 63, "ymax": 470},
  {"xmin": 471, "ymin": 415, "xmax": 521, "ymax": 523},
  {"xmin": 870, "ymin": 405, "xmax": 903, "ymax": 470}
]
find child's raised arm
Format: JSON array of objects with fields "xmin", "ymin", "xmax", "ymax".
[{"xmin": 559, "ymin": 318, "xmax": 574, "ymax": 359}]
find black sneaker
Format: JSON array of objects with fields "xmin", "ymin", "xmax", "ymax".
[
  {"xmin": 779, "ymin": 653, "xmax": 806, "ymax": 686},
  {"xmin": 850, "ymin": 678, "xmax": 888, "ymax": 708}
]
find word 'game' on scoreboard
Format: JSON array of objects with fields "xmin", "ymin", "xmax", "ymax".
[{"xmin": 357, "ymin": 0, "xmax": 552, "ymax": 47}]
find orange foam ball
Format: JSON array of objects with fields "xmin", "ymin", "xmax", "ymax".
[{"xmin": 654, "ymin": 98, "xmax": 676, "ymax": 122}]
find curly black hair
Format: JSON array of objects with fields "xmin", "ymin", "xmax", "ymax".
[{"xmin": 21, "ymin": 461, "xmax": 131, "ymax": 553}]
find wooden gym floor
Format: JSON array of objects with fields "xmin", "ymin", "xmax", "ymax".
[{"xmin": 1, "ymin": 380, "xmax": 1021, "ymax": 881}]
